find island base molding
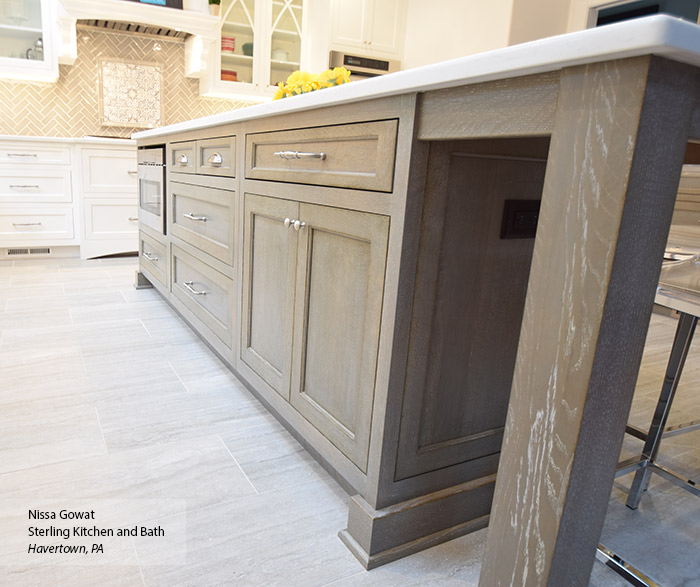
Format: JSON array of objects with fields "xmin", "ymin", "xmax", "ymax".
[{"xmin": 340, "ymin": 476, "xmax": 494, "ymax": 569}]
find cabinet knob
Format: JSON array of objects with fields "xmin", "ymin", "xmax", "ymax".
[
  {"xmin": 177, "ymin": 154, "xmax": 189, "ymax": 166},
  {"xmin": 284, "ymin": 217, "xmax": 292, "ymax": 228},
  {"xmin": 293, "ymin": 220, "xmax": 306, "ymax": 231}
]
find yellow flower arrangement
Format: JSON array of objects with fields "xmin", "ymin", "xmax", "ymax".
[{"xmin": 273, "ymin": 67, "xmax": 351, "ymax": 100}]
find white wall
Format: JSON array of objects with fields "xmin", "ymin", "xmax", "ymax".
[
  {"xmin": 508, "ymin": 0, "xmax": 571, "ymax": 45},
  {"xmin": 401, "ymin": 0, "xmax": 514, "ymax": 70}
]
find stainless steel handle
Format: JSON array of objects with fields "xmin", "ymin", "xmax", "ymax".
[
  {"xmin": 127, "ymin": 170, "xmax": 138, "ymax": 175},
  {"xmin": 183, "ymin": 281, "xmax": 207, "ymax": 296},
  {"xmin": 293, "ymin": 220, "xmax": 306, "ymax": 231},
  {"xmin": 143, "ymin": 251, "xmax": 159, "ymax": 261},
  {"xmin": 13, "ymin": 222, "xmax": 42, "ymax": 227},
  {"xmin": 206, "ymin": 152, "xmax": 223, "ymax": 167},
  {"xmin": 128, "ymin": 216, "xmax": 138, "ymax": 221},
  {"xmin": 7, "ymin": 153, "xmax": 38, "ymax": 158},
  {"xmin": 183, "ymin": 212, "xmax": 207, "ymax": 222},
  {"xmin": 274, "ymin": 150, "xmax": 326, "ymax": 161},
  {"xmin": 9, "ymin": 184, "xmax": 40, "ymax": 189},
  {"xmin": 177, "ymin": 154, "xmax": 189, "ymax": 166}
]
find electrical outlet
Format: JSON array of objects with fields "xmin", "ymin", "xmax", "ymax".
[{"xmin": 500, "ymin": 199, "xmax": 540, "ymax": 239}]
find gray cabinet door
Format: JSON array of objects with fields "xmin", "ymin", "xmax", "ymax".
[
  {"xmin": 240, "ymin": 193, "xmax": 298, "ymax": 400},
  {"xmin": 289, "ymin": 203, "xmax": 389, "ymax": 472}
]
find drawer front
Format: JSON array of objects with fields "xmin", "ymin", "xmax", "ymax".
[
  {"xmin": 81, "ymin": 148, "xmax": 138, "ymax": 194},
  {"xmin": 169, "ymin": 141, "xmax": 196, "ymax": 174},
  {"xmin": 0, "ymin": 143, "xmax": 71, "ymax": 166},
  {"xmin": 171, "ymin": 244, "xmax": 233, "ymax": 347},
  {"xmin": 197, "ymin": 136, "xmax": 236, "ymax": 177},
  {"xmin": 0, "ymin": 208, "xmax": 74, "ymax": 241},
  {"xmin": 170, "ymin": 181, "xmax": 234, "ymax": 265},
  {"xmin": 139, "ymin": 230, "xmax": 167, "ymax": 287},
  {"xmin": 245, "ymin": 120, "xmax": 398, "ymax": 191},
  {"xmin": 0, "ymin": 169, "xmax": 72, "ymax": 203},
  {"xmin": 84, "ymin": 198, "xmax": 139, "ymax": 239}
]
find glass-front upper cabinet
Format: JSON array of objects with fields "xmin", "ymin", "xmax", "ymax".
[
  {"xmin": 220, "ymin": 0, "xmax": 257, "ymax": 85},
  {"xmin": 0, "ymin": 0, "xmax": 56, "ymax": 82},
  {"xmin": 268, "ymin": 0, "xmax": 303, "ymax": 87}
]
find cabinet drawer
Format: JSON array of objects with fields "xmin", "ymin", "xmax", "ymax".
[
  {"xmin": 83, "ymin": 198, "xmax": 139, "ymax": 239},
  {"xmin": 81, "ymin": 148, "xmax": 138, "ymax": 194},
  {"xmin": 0, "ymin": 207, "xmax": 74, "ymax": 241},
  {"xmin": 171, "ymin": 244, "xmax": 234, "ymax": 348},
  {"xmin": 169, "ymin": 141, "xmax": 196, "ymax": 174},
  {"xmin": 245, "ymin": 120, "xmax": 398, "ymax": 192},
  {"xmin": 197, "ymin": 136, "xmax": 236, "ymax": 177},
  {"xmin": 139, "ymin": 230, "xmax": 167, "ymax": 287},
  {"xmin": 0, "ymin": 143, "xmax": 71, "ymax": 166},
  {"xmin": 0, "ymin": 169, "xmax": 72, "ymax": 203},
  {"xmin": 170, "ymin": 181, "xmax": 235, "ymax": 265}
]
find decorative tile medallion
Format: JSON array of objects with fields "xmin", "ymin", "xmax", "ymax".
[{"xmin": 99, "ymin": 59, "xmax": 163, "ymax": 128}]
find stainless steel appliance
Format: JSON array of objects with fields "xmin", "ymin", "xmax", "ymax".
[
  {"xmin": 328, "ymin": 51, "xmax": 400, "ymax": 80},
  {"xmin": 137, "ymin": 145, "xmax": 165, "ymax": 234}
]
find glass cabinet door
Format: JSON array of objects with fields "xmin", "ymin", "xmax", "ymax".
[
  {"xmin": 220, "ymin": 0, "xmax": 257, "ymax": 84},
  {"xmin": 269, "ymin": 0, "xmax": 303, "ymax": 87},
  {"xmin": 0, "ymin": 0, "xmax": 44, "ymax": 61}
]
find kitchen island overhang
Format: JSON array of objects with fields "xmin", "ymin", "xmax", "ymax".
[{"xmin": 133, "ymin": 15, "xmax": 700, "ymax": 585}]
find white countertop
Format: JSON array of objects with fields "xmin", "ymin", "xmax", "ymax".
[
  {"xmin": 134, "ymin": 15, "xmax": 700, "ymax": 140},
  {"xmin": 0, "ymin": 135, "xmax": 135, "ymax": 146}
]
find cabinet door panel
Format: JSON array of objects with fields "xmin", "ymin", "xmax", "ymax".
[
  {"xmin": 290, "ymin": 204, "xmax": 389, "ymax": 472},
  {"xmin": 240, "ymin": 194, "xmax": 298, "ymax": 399},
  {"xmin": 368, "ymin": 0, "xmax": 403, "ymax": 55},
  {"xmin": 331, "ymin": 0, "xmax": 368, "ymax": 47}
]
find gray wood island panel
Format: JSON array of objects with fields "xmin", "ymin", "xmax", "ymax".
[{"xmin": 133, "ymin": 15, "xmax": 700, "ymax": 585}]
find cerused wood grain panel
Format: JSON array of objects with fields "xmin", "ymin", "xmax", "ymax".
[
  {"xmin": 290, "ymin": 204, "xmax": 389, "ymax": 473},
  {"xmin": 479, "ymin": 56, "xmax": 700, "ymax": 587},
  {"xmin": 395, "ymin": 148, "xmax": 547, "ymax": 480},
  {"xmin": 418, "ymin": 72, "xmax": 560, "ymax": 140},
  {"xmin": 239, "ymin": 193, "xmax": 298, "ymax": 400},
  {"xmin": 245, "ymin": 120, "xmax": 398, "ymax": 192}
]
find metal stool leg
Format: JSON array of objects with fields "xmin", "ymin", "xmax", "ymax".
[{"xmin": 626, "ymin": 312, "xmax": 697, "ymax": 509}]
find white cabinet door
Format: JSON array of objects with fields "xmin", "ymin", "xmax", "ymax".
[
  {"xmin": 330, "ymin": 0, "xmax": 405, "ymax": 59},
  {"xmin": 368, "ymin": 0, "xmax": 404, "ymax": 56},
  {"xmin": 331, "ymin": 0, "xmax": 369, "ymax": 49},
  {"xmin": 81, "ymin": 148, "xmax": 138, "ymax": 195},
  {"xmin": 0, "ymin": 0, "xmax": 58, "ymax": 82}
]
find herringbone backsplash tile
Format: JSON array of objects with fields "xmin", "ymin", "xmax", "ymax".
[{"xmin": 0, "ymin": 28, "xmax": 254, "ymax": 138}]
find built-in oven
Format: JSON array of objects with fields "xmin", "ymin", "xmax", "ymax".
[
  {"xmin": 329, "ymin": 51, "xmax": 400, "ymax": 80},
  {"xmin": 137, "ymin": 145, "xmax": 166, "ymax": 234}
]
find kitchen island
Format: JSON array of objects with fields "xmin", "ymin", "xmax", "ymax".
[{"xmin": 133, "ymin": 15, "xmax": 700, "ymax": 585}]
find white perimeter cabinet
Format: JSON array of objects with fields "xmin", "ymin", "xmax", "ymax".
[
  {"xmin": 330, "ymin": 0, "xmax": 406, "ymax": 59},
  {"xmin": 0, "ymin": 136, "xmax": 137, "ymax": 260}
]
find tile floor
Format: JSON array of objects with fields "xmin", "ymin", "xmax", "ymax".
[{"xmin": 0, "ymin": 256, "xmax": 698, "ymax": 586}]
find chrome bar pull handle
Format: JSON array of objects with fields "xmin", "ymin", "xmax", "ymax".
[
  {"xmin": 177, "ymin": 154, "xmax": 189, "ymax": 166},
  {"xmin": 9, "ymin": 184, "xmax": 40, "ymax": 189},
  {"xmin": 293, "ymin": 220, "xmax": 306, "ymax": 231},
  {"xmin": 7, "ymin": 153, "xmax": 38, "ymax": 158},
  {"xmin": 127, "ymin": 170, "xmax": 138, "ymax": 175},
  {"xmin": 274, "ymin": 150, "xmax": 326, "ymax": 161},
  {"xmin": 183, "ymin": 281, "xmax": 207, "ymax": 296},
  {"xmin": 128, "ymin": 216, "xmax": 138, "ymax": 221},
  {"xmin": 206, "ymin": 152, "xmax": 223, "ymax": 167},
  {"xmin": 143, "ymin": 251, "xmax": 159, "ymax": 262},
  {"xmin": 13, "ymin": 222, "xmax": 42, "ymax": 227},
  {"xmin": 183, "ymin": 213, "xmax": 207, "ymax": 222}
]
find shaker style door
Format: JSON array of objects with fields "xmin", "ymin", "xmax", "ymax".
[
  {"xmin": 289, "ymin": 203, "xmax": 389, "ymax": 472},
  {"xmin": 240, "ymin": 193, "xmax": 298, "ymax": 399}
]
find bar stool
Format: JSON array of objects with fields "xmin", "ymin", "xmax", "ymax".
[{"xmin": 597, "ymin": 271, "xmax": 700, "ymax": 587}]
